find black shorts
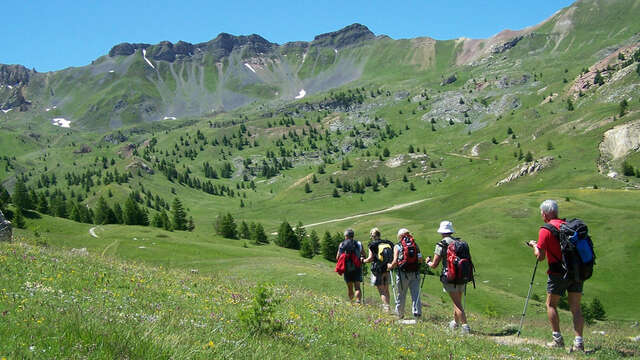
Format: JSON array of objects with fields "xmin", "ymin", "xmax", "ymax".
[
  {"xmin": 344, "ymin": 270, "xmax": 363, "ymax": 283},
  {"xmin": 547, "ymin": 274, "xmax": 583, "ymax": 296}
]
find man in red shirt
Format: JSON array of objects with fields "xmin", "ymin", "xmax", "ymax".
[{"xmin": 528, "ymin": 200, "xmax": 584, "ymax": 352}]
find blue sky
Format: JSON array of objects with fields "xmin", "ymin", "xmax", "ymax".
[{"xmin": 4, "ymin": 0, "xmax": 575, "ymax": 72}]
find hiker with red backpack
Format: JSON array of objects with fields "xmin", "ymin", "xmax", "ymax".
[
  {"xmin": 527, "ymin": 200, "xmax": 594, "ymax": 353},
  {"xmin": 426, "ymin": 221, "xmax": 474, "ymax": 335},
  {"xmin": 336, "ymin": 228, "xmax": 365, "ymax": 304},
  {"xmin": 387, "ymin": 228, "xmax": 423, "ymax": 320},
  {"xmin": 363, "ymin": 227, "xmax": 394, "ymax": 312}
]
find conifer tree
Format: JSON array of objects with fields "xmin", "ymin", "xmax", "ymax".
[
  {"xmin": 252, "ymin": 222, "xmax": 268, "ymax": 244},
  {"xmin": 171, "ymin": 197, "xmax": 187, "ymax": 230},
  {"xmin": 14, "ymin": 208, "xmax": 26, "ymax": 229},
  {"xmin": 309, "ymin": 230, "xmax": 320, "ymax": 255},
  {"xmin": 300, "ymin": 236, "xmax": 314, "ymax": 258},
  {"xmin": 321, "ymin": 231, "xmax": 335, "ymax": 261},
  {"xmin": 94, "ymin": 197, "xmax": 111, "ymax": 225},
  {"xmin": 240, "ymin": 221, "xmax": 251, "ymax": 239},
  {"xmin": 187, "ymin": 216, "xmax": 195, "ymax": 232},
  {"xmin": 277, "ymin": 221, "xmax": 299, "ymax": 249},
  {"xmin": 12, "ymin": 179, "xmax": 30, "ymax": 211}
]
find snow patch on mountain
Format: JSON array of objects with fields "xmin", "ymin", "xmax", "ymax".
[
  {"xmin": 244, "ymin": 63, "xmax": 256, "ymax": 73},
  {"xmin": 52, "ymin": 118, "xmax": 71, "ymax": 128},
  {"xmin": 142, "ymin": 49, "xmax": 155, "ymax": 69},
  {"xmin": 294, "ymin": 89, "xmax": 306, "ymax": 99}
]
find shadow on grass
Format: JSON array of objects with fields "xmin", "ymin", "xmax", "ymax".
[
  {"xmin": 23, "ymin": 210, "xmax": 41, "ymax": 219},
  {"xmin": 476, "ymin": 327, "xmax": 518, "ymax": 337}
]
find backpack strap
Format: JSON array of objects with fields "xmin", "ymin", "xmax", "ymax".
[{"xmin": 541, "ymin": 224, "xmax": 562, "ymax": 264}]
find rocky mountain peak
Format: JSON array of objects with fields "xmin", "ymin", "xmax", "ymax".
[
  {"xmin": 0, "ymin": 64, "xmax": 31, "ymax": 86},
  {"xmin": 312, "ymin": 23, "xmax": 375, "ymax": 48}
]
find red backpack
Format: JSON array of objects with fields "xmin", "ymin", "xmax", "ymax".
[
  {"xmin": 398, "ymin": 234, "xmax": 420, "ymax": 272},
  {"xmin": 441, "ymin": 237, "xmax": 475, "ymax": 287}
]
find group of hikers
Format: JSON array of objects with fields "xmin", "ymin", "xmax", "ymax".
[{"xmin": 334, "ymin": 199, "xmax": 594, "ymax": 353}]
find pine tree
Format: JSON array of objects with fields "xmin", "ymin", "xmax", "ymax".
[
  {"xmin": 215, "ymin": 213, "xmax": 237, "ymax": 239},
  {"xmin": 94, "ymin": 197, "xmax": 111, "ymax": 225},
  {"xmin": 304, "ymin": 183, "xmax": 311, "ymax": 193},
  {"xmin": 252, "ymin": 223, "xmax": 268, "ymax": 244},
  {"xmin": 240, "ymin": 221, "xmax": 251, "ymax": 239},
  {"xmin": 294, "ymin": 221, "xmax": 306, "ymax": 246},
  {"xmin": 171, "ymin": 197, "xmax": 187, "ymax": 230},
  {"xmin": 112, "ymin": 203, "xmax": 123, "ymax": 224},
  {"xmin": 321, "ymin": 231, "xmax": 335, "ymax": 261},
  {"xmin": 12, "ymin": 179, "xmax": 31, "ymax": 211},
  {"xmin": 590, "ymin": 297, "xmax": 607, "ymax": 321},
  {"xmin": 299, "ymin": 236, "xmax": 314, "ymax": 258},
  {"xmin": 14, "ymin": 208, "xmax": 26, "ymax": 229},
  {"xmin": 309, "ymin": 230, "xmax": 320, "ymax": 255},
  {"xmin": 277, "ymin": 221, "xmax": 299, "ymax": 249},
  {"xmin": 187, "ymin": 216, "xmax": 195, "ymax": 232}
]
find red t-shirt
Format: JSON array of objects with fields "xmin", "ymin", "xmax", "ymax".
[{"xmin": 537, "ymin": 219, "xmax": 564, "ymax": 275}]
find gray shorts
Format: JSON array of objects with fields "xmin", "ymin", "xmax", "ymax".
[
  {"xmin": 443, "ymin": 282, "xmax": 466, "ymax": 293},
  {"xmin": 371, "ymin": 271, "xmax": 390, "ymax": 286},
  {"xmin": 547, "ymin": 274, "xmax": 583, "ymax": 296}
]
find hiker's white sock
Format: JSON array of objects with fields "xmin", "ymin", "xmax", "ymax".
[
  {"xmin": 574, "ymin": 336, "xmax": 583, "ymax": 344},
  {"xmin": 552, "ymin": 331, "xmax": 562, "ymax": 339},
  {"xmin": 462, "ymin": 323, "xmax": 470, "ymax": 329}
]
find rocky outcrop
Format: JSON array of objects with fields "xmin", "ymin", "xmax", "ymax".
[
  {"xmin": 440, "ymin": 74, "xmax": 457, "ymax": 86},
  {"xmin": 103, "ymin": 132, "xmax": 128, "ymax": 144},
  {"xmin": 496, "ymin": 157, "xmax": 554, "ymax": 186},
  {"xmin": 599, "ymin": 120, "xmax": 640, "ymax": 161},
  {"xmin": 0, "ymin": 64, "xmax": 31, "ymax": 86},
  {"xmin": 491, "ymin": 36, "xmax": 523, "ymax": 54},
  {"xmin": 126, "ymin": 160, "xmax": 154, "ymax": 174},
  {"xmin": 0, "ymin": 210, "xmax": 12, "ymax": 242},
  {"xmin": 108, "ymin": 43, "xmax": 150, "ymax": 57},
  {"xmin": 311, "ymin": 23, "xmax": 375, "ymax": 48}
]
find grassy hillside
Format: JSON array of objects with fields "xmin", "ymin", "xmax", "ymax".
[{"xmin": 2, "ymin": 224, "xmax": 638, "ymax": 359}]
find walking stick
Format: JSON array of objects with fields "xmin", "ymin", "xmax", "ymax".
[
  {"xmin": 463, "ymin": 283, "xmax": 467, "ymax": 311},
  {"xmin": 517, "ymin": 259, "xmax": 539, "ymax": 337},
  {"xmin": 361, "ymin": 262, "xmax": 365, "ymax": 304}
]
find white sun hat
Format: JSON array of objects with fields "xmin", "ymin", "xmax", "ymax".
[
  {"xmin": 437, "ymin": 221, "xmax": 455, "ymax": 234},
  {"xmin": 397, "ymin": 228, "xmax": 410, "ymax": 237}
]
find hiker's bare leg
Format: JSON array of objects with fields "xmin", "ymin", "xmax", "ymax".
[
  {"xmin": 449, "ymin": 291, "xmax": 467, "ymax": 324},
  {"xmin": 377, "ymin": 284, "xmax": 390, "ymax": 306},
  {"xmin": 546, "ymin": 293, "xmax": 561, "ymax": 332},
  {"xmin": 347, "ymin": 282, "xmax": 355, "ymax": 301},
  {"xmin": 354, "ymin": 282, "xmax": 361, "ymax": 302},
  {"xmin": 568, "ymin": 292, "xmax": 584, "ymax": 337}
]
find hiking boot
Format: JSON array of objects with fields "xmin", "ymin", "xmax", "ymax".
[
  {"xmin": 546, "ymin": 337, "xmax": 565, "ymax": 349},
  {"xmin": 569, "ymin": 342, "xmax": 585, "ymax": 353},
  {"xmin": 461, "ymin": 324, "xmax": 471, "ymax": 335},
  {"xmin": 382, "ymin": 304, "xmax": 390, "ymax": 313},
  {"xmin": 449, "ymin": 320, "xmax": 458, "ymax": 330}
]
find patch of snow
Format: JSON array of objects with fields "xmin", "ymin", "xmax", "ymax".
[
  {"xmin": 138, "ymin": 246, "xmax": 146, "ymax": 249},
  {"xmin": 294, "ymin": 89, "xmax": 306, "ymax": 99},
  {"xmin": 296, "ymin": 273, "xmax": 306, "ymax": 276},
  {"xmin": 7, "ymin": 85, "xmax": 12, "ymax": 89},
  {"xmin": 163, "ymin": 116, "xmax": 177, "ymax": 120},
  {"xmin": 1, "ymin": 108, "xmax": 12, "ymax": 114},
  {"xmin": 51, "ymin": 118, "xmax": 71, "ymax": 128},
  {"xmin": 142, "ymin": 49, "xmax": 155, "ymax": 69},
  {"xmin": 334, "ymin": 49, "xmax": 338, "ymax": 54},
  {"xmin": 244, "ymin": 63, "xmax": 256, "ymax": 73},
  {"xmin": 45, "ymin": 108, "xmax": 51, "ymax": 112},
  {"xmin": 607, "ymin": 171, "xmax": 618, "ymax": 178},
  {"xmin": 109, "ymin": 70, "xmax": 115, "ymax": 73},
  {"xmin": 302, "ymin": 52, "xmax": 307, "ymax": 63}
]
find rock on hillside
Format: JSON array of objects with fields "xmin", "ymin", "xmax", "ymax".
[
  {"xmin": 0, "ymin": 210, "xmax": 11, "ymax": 242},
  {"xmin": 496, "ymin": 157, "xmax": 554, "ymax": 186},
  {"xmin": 599, "ymin": 119, "xmax": 640, "ymax": 161}
]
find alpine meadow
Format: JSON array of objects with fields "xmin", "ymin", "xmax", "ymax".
[{"xmin": 1, "ymin": 0, "xmax": 640, "ymax": 358}]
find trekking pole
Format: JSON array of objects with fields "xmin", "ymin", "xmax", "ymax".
[
  {"xmin": 463, "ymin": 283, "xmax": 467, "ymax": 311},
  {"xmin": 517, "ymin": 259, "xmax": 539, "ymax": 337},
  {"xmin": 361, "ymin": 262, "xmax": 365, "ymax": 305}
]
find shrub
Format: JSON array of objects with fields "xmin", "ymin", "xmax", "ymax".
[{"xmin": 238, "ymin": 284, "xmax": 283, "ymax": 334}]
